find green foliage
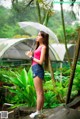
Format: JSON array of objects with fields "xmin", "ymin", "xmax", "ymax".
[
  {"xmin": 43, "ymin": 77, "xmax": 68, "ymax": 108},
  {"xmin": 47, "ymin": 11, "xmax": 62, "ymax": 33},
  {"xmin": 44, "ymin": 71, "xmax": 51, "ymax": 81},
  {"xmin": 55, "ymin": 81, "xmax": 68, "ymax": 102},
  {"xmin": 1, "ymin": 62, "xmax": 80, "ymax": 109},
  {"xmin": 2, "ymin": 67, "xmax": 68, "ymax": 109},
  {"xmin": 44, "ymin": 91, "xmax": 60, "ymax": 108},
  {"xmin": 0, "ymin": 6, "xmax": 10, "ymax": 27},
  {"xmin": 0, "ymin": 69, "xmax": 12, "ymax": 83},
  {"xmin": 58, "ymin": 63, "xmax": 80, "ymax": 98},
  {"xmin": 65, "ymin": 25, "xmax": 78, "ymax": 43},
  {"xmin": 3, "ymin": 67, "xmax": 36, "ymax": 108},
  {"xmin": 72, "ymin": 65, "xmax": 80, "ymax": 94},
  {"xmin": 54, "ymin": 66, "xmax": 70, "ymax": 82},
  {"xmin": 56, "ymin": 25, "xmax": 78, "ymax": 43},
  {"xmin": 56, "ymin": 25, "xmax": 64, "ymax": 42},
  {"xmin": 0, "ymin": 24, "xmax": 23, "ymax": 38},
  {"xmin": 44, "ymin": 80, "xmax": 54, "ymax": 91},
  {"xmin": 0, "ymin": 3, "xmax": 78, "ymax": 42}
]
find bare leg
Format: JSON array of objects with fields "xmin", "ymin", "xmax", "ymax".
[
  {"xmin": 34, "ymin": 76, "xmax": 44, "ymax": 111},
  {"xmin": 29, "ymin": 76, "xmax": 44, "ymax": 118}
]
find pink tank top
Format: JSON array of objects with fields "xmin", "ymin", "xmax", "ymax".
[{"xmin": 32, "ymin": 46, "xmax": 43, "ymax": 66}]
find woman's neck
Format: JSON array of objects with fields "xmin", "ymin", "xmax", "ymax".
[{"xmin": 39, "ymin": 43, "xmax": 43, "ymax": 46}]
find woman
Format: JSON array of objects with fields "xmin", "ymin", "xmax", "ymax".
[{"xmin": 26, "ymin": 31, "xmax": 49, "ymax": 118}]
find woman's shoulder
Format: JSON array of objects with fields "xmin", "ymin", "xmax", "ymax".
[
  {"xmin": 42, "ymin": 45, "xmax": 46, "ymax": 49},
  {"xmin": 39, "ymin": 45, "xmax": 46, "ymax": 50},
  {"xmin": 41, "ymin": 45, "xmax": 46, "ymax": 51}
]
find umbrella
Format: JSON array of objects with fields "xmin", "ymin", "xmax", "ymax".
[{"xmin": 18, "ymin": 21, "xmax": 59, "ymax": 43}]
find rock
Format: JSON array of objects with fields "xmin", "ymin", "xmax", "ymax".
[
  {"xmin": 8, "ymin": 106, "xmax": 80, "ymax": 119},
  {"xmin": 47, "ymin": 107, "xmax": 80, "ymax": 119},
  {"xmin": 66, "ymin": 96, "xmax": 80, "ymax": 109}
]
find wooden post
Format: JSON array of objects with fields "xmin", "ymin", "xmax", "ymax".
[
  {"xmin": 66, "ymin": 28, "xmax": 80, "ymax": 104},
  {"xmin": 49, "ymin": 57, "xmax": 55, "ymax": 82}
]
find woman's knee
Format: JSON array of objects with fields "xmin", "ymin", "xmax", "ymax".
[{"xmin": 37, "ymin": 91, "xmax": 44, "ymax": 97}]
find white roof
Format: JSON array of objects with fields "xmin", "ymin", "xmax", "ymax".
[
  {"xmin": 0, "ymin": 38, "xmax": 57, "ymax": 60},
  {"xmin": 0, "ymin": 38, "xmax": 33, "ymax": 59},
  {"xmin": 50, "ymin": 43, "xmax": 77, "ymax": 61},
  {"xmin": 0, "ymin": 38, "xmax": 79, "ymax": 61}
]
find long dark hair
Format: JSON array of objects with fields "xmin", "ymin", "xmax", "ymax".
[{"xmin": 35, "ymin": 31, "xmax": 49, "ymax": 69}]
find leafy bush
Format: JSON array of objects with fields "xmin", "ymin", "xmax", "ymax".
[
  {"xmin": 44, "ymin": 71, "xmax": 51, "ymax": 81},
  {"xmin": 43, "ymin": 78, "xmax": 68, "ymax": 108},
  {"xmin": 3, "ymin": 67, "xmax": 36, "ymax": 108},
  {"xmin": 44, "ymin": 91, "xmax": 60, "ymax": 108},
  {"xmin": 72, "ymin": 65, "xmax": 80, "ymax": 96},
  {"xmin": 0, "ymin": 69, "xmax": 11, "ymax": 83},
  {"xmin": 2, "ymin": 62, "xmax": 80, "ymax": 109}
]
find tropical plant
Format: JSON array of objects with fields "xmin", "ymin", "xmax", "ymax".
[{"xmin": 3, "ymin": 67, "xmax": 36, "ymax": 108}]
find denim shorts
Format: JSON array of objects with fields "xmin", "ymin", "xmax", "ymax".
[{"xmin": 32, "ymin": 64, "xmax": 44, "ymax": 80}]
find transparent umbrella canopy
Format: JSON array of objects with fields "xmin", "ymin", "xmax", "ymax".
[{"xmin": 18, "ymin": 21, "xmax": 59, "ymax": 43}]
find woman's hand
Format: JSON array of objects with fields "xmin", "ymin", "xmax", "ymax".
[{"xmin": 25, "ymin": 50, "xmax": 33, "ymax": 58}]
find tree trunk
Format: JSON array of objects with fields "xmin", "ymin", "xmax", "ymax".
[
  {"xmin": 60, "ymin": 0, "xmax": 71, "ymax": 67},
  {"xmin": 36, "ymin": 1, "xmax": 42, "ymax": 23},
  {"xmin": 49, "ymin": 58, "xmax": 55, "ymax": 82},
  {"xmin": 66, "ymin": 28, "xmax": 80, "ymax": 104}
]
